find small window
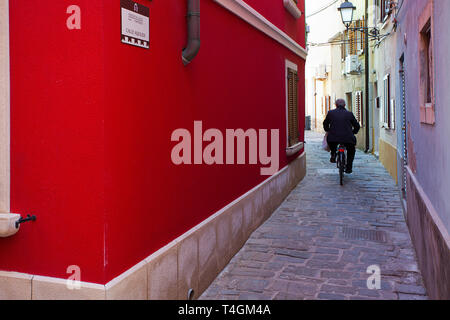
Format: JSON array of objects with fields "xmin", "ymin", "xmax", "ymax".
[
  {"xmin": 383, "ymin": 74, "xmax": 394, "ymax": 129},
  {"xmin": 287, "ymin": 68, "xmax": 299, "ymax": 147}
]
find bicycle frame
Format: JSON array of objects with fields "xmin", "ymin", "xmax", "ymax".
[{"xmin": 337, "ymin": 144, "xmax": 347, "ymax": 186}]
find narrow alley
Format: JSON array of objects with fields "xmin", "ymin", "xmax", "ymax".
[
  {"xmin": 3, "ymin": 0, "xmax": 450, "ymax": 303},
  {"xmin": 200, "ymin": 131, "xmax": 427, "ymax": 300}
]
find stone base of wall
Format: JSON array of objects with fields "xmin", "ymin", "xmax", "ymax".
[
  {"xmin": 380, "ymin": 138, "xmax": 398, "ymax": 184},
  {"xmin": 406, "ymin": 166, "xmax": 450, "ymax": 300},
  {"xmin": 0, "ymin": 152, "xmax": 307, "ymax": 300}
]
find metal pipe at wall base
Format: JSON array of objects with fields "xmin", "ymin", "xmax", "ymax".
[{"xmin": 182, "ymin": 0, "xmax": 200, "ymax": 66}]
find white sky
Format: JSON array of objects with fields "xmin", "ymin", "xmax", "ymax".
[
  {"xmin": 305, "ymin": 0, "xmax": 343, "ymax": 43},
  {"xmin": 305, "ymin": 0, "xmax": 340, "ymax": 16}
]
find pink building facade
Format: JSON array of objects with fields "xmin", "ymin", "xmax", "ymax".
[{"xmin": 395, "ymin": 0, "xmax": 450, "ymax": 299}]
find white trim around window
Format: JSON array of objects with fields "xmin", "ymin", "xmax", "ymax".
[{"xmin": 213, "ymin": 0, "xmax": 308, "ymax": 60}]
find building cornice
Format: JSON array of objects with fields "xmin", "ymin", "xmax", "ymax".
[{"xmin": 213, "ymin": 0, "xmax": 308, "ymax": 60}]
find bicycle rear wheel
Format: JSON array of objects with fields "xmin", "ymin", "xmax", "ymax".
[{"xmin": 339, "ymin": 152, "xmax": 345, "ymax": 186}]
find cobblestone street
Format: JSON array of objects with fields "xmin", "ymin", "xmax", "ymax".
[{"xmin": 200, "ymin": 131, "xmax": 428, "ymax": 300}]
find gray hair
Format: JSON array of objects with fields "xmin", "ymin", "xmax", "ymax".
[{"xmin": 336, "ymin": 99, "xmax": 346, "ymax": 108}]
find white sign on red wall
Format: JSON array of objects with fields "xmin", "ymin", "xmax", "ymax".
[{"xmin": 120, "ymin": 0, "xmax": 150, "ymax": 49}]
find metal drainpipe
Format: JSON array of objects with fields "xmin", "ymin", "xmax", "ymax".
[{"xmin": 182, "ymin": 0, "xmax": 200, "ymax": 66}]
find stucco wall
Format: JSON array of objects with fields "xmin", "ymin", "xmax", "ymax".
[
  {"xmin": 395, "ymin": 0, "xmax": 450, "ymax": 299},
  {"xmin": 379, "ymin": 138, "xmax": 398, "ymax": 183}
]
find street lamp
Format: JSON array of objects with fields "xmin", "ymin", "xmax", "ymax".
[{"xmin": 338, "ymin": 1, "xmax": 356, "ymax": 28}]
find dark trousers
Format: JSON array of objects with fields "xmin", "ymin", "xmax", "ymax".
[{"xmin": 328, "ymin": 142, "xmax": 356, "ymax": 170}]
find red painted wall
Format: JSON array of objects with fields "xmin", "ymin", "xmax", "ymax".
[
  {"xmin": 1, "ymin": 0, "xmax": 306, "ymax": 284},
  {"xmin": 2, "ymin": 0, "xmax": 106, "ymax": 283}
]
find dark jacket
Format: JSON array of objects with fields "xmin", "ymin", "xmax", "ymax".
[{"xmin": 323, "ymin": 107, "xmax": 361, "ymax": 145}]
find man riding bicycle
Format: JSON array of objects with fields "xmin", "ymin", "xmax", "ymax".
[{"xmin": 323, "ymin": 99, "xmax": 360, "ymax": 174}]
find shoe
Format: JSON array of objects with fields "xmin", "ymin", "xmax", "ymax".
[
  {"xmin": 330, "ymin": 155, "xmax": 337, "ymax": 163},
  {"xmin": 345, "ymin": 169, "xmax": 353, "ymax": 174}
]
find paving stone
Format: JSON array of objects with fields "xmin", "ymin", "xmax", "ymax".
[
  {"xmin": 236, "ymin": 279, "xmax": 269, "ymax": 293},
  {"xmin": 263, "ymin": 262, "xmax": 285, "ymax": 271},
  {"xmin": 305, "ymin": 260, "xmax": 347, "ymax": 269},
  {"xmin": 318, "ymin": 293, "xmax": 347, "ymax": 300},
  {"xmin": 321, "ymin": 270, "xmax": 353, "ymax": 279},
  {"xmin": 327, "ymin": 279, "xmax": 348, "ymax": 286},
  {"xmin": 320, "ymin": 284, "xmax": 357, "ymax": 295},
  {"xmin": 287, "ymin": 282, "xmax": 317, "ymax": 295},
  {"xmin": 273, "ymin": 292, "xmax": 305, "ymax": 300},
  {"xmin": 239, "ymin": 260, "xmax": 264, "ymax": 269},
  {"xmin": 350, "ymin": 296, "xmax": 378, "ymax": 300},
  {"xmin": 228, "ymin": 268, "xmax": 275, "ymax": 278},
  {"xmin": 398, "ymin": 293, "xmax": 428, "ymax": 300},
  {"xmin": 315, "ymin": 248, "xmax": 340, "ymax": 255},
  {"xmin": 267, "ymin": 280, "xmax": 290, "ymax": 292},
  {"xmin": 274, "ymin": 249, "xmax": 312, "ymax": 260},
  {"xmin": 238, "ymin": 292, "xmax": 272, "ymax": 300},
  {"xmin": 357, "ymin": 288, "xmax": 381, "ymax": 297},
  {"xmin": 395, "ymin": 284, "xmax": 427, "ymax": 295},
  {"xmin": 311, "ymin": 254, "xmax": 340, "ymax": 261},
  {"xmin": 273, "ymin": 255, "xmax": 308, "ymax": 264},
  {"xmin": 284, "ymin": 266, "xmax": 320, "ymax": 277}
]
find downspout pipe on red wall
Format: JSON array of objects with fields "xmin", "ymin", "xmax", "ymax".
[{"xmin": 182, "ymin": 0, "xmax": 201, "ymax": 66}]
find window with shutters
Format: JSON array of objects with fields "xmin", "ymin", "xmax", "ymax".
[
  {"xmin": 346, "ymin": 92, "xmax": 353, "ymax": 113},
  {"xmin": 383, "ymin": 74, "xmax": 393, "ymax": 129},
  {"xmin": 379, "ymin": 0, "xmax": 392, "ymax": 23},
  {"xmin": 355, "ymin": 20, "xmax": 367, "ymax": 55},
  {"xmin": 418, "ymin": 0, "xmax": 435, "ymax": 125},
  {"xmin": 390, "ymin": 98, "xmax": 396, "ymax": 130},
  {"xmin": 322, "ymin": 97, "xmax": 325, "ymax": 115},
  {"xmin": 355, "ymin": 91, "xmax": 363, "ymax": 125},
  {"xmin": 322, "ymin": 96, "xmax": 332, "ymax": 115},
  {"xmin": 287, "ymin": 67, "xmax": 299, "ymax": 147},
  {"xmin": 349, "ymin": 27, "xmax": 356, "ymax": 55},
  {"xmin": 359, "ymin": 19, "xmax": 366, "ymax": 55}
]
